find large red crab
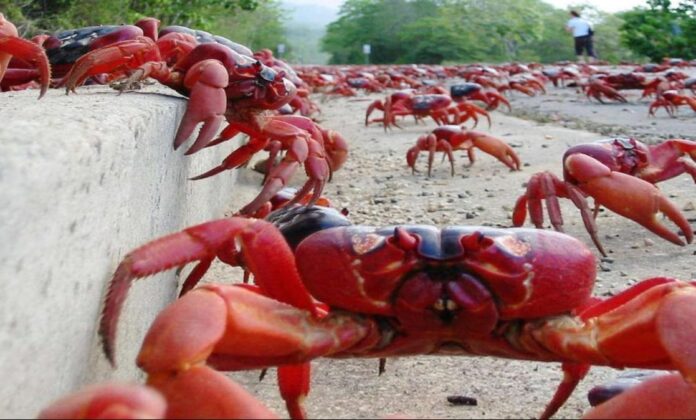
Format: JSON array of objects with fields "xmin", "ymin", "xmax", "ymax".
[
  {"xmin": 512, "ymin": 137, "xmax": 695, "ymax": 255},
  {"xmin": 406, "ymin": 126, "xmax": 521, "ymax": 176},
  {"xmin": 88, "ymin": 204, "xmax": 696, "ymax": 419},
  {"xmin": 61, "ymin": 22, "xmax": 347, "ymax": 215},
  {"xmin": 365, "ymin": 91, "xmax": 452, "ymax": 130},
  {"xmin": 0, "ymin": 13, "xmax": 51, "ymax": 98}
]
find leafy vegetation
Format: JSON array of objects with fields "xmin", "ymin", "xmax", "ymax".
[
  {"xmin": 618, "ymin": 0, "xmax": 696, "ymax": 61},
  {"xmin": 1, "ymin": 0, "xmax": 261, "ymax": 36},
  {"xmin": 5, "ymin": 0, "xmax": 696, "ymax": 65},
  {"xmin": 321, "ymin": 0, "xmax": 646, "ymax": 64},
  {"xmin": 209, "ymin": 0, "xmax": 286, "ymax": 51}
]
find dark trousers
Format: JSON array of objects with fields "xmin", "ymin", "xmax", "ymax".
[{"xmin": 574, "ymin": 35, "xmax": 595, "ymax": 57}]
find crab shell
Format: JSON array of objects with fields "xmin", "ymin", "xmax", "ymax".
[
  {"xmin": 562, "ymin": 138, "xmax": 648, "ymax": 183},
  {"xmin": 293, "ymin": 226, "xmax": 596, "ymax": 336}
]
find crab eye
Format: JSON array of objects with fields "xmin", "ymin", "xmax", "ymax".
[
  {"xmin": 259, "ymin": 66, "xmax": 276, "ymax": 82},
  {"xmin": 391, "ymin": 227, "xmax": 418, "ymax": 251},
  {"xmin": 460, "ymin": 231, "xmax": 494, "ymax": 252}
]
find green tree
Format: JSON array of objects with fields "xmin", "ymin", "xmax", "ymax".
[
  {"xmin": 321, "ymin": 0, "xmax": 634, "ymax": 64},
  {"xmin": 618, "ymin": 0, "xmax": 696, "ymax": 61},
  {"xmin": 322, "ymin": 0, "xmax": 442, "ymax": 64},
  {"xmin": 209, "ymin": 0, "xmax": 286, "ymax": 52},
  {"xmin": 0, "ymin": 0, "xmax": 261, "ymax": 35},
  {"xmin": 399, "ymin": 14, "xmax": 483, "ymax": 64},
  {"xmin": 519, "ymin": 6, "xmax": 574, "ymax": 63}
]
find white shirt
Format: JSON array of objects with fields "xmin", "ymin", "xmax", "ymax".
[{"xmin": 567, "ymin": 17, "xmax": 591, "ymax": 37}]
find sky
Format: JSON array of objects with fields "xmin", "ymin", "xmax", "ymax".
[
  {"xmin": 545, "ymin": 0, "xmax": 648, "ymax": 13},
  {"xmin": 284, "ymin": 0, "xmax": 650, "ymax": 14}
]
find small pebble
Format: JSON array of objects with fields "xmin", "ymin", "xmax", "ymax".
[{"xmin": 447, "ymin": 395, "xmax": 478, "ymax": 406}]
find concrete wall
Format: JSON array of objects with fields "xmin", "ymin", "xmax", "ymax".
[{"xmin": 0, "ymin": 85, "xmax": 257, "ymax": 418}]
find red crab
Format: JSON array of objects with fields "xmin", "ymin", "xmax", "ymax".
[
  {"xmin": 365, "ymin": 91, "xmax": 452, "ymax": 130},
  {"xmin": 542, "ymin": 66, "xmax": 581, "ymax": 87},
  {"xmin": 499, "ymin": 75, "xmax": 547, "ymax": 96},
  {"xmin": 0, "ymin": 13, "xmax": 51, "ymax": 97},
  {"xmin": 87, "ymin": 203, "xmax": 696, "ymax": 420},
  {"xmin": 406, "ymin": 126, "xmax": 521, "ymax": 176},
  {"xmin": 512, "ymin": 137, "xmax": 695, "ymax": 255},
  {"xmin": 62, "ymin": 22, "xmax": 347, "ymax": 215},
  {"xmin": 648, "ymin": 90, "xmax": 696, "ymax": 117},
  {"xmin": 597, "ymin": 72, "xmax": 647, "ymax": 90},
  {"xmin": 449, "ymin": 82, "xmax": 511, "ymax": 111},
  {"xmin": 583, "ymin": 80, "xmax": 628, "ymax": 104}
]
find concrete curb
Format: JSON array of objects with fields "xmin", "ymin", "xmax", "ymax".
[{"xmin": 0, "ymin": 85, "xmax": 257, "ymax": 417}]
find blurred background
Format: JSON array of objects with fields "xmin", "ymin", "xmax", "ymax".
[{"xmin": 3, "ymin": 0, "xmax": 695, "ymax": 65}]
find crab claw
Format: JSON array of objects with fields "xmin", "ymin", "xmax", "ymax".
[
  {"xmin": 468, "ymin": 132, "xmax": 521, "ymax": 171},
  {"xmin": 584, "ymin": 373, "xmax": 696, "ymax": 419},
  {"xmin": 138, "ymin": 285, "xmax": 368, "ymax": 420},
  {"xmin": 583, "ymin": 286, "xmax": 696, "ymax": 419},
  {"xmin": 37, "ymin": 383, "xmax": 167, "ymax": 419},
  {"xmin": 37, "ymin": 374, "xmax": 281, "ymax": 419},
  {"xmin": 0, "ymin": 14, "xmax": 51, "ymax": 98},
  {"xmin": 63, "ymin": 37, "xmax": 160, "ymax": 92},
  {"xmin": 320, "ymin": 128, "xmax": 349, "ymax": 172},
  {"xmin": 365, "ymin": 99, "xmax": 383, "ymax": 126},
  {"xmin": 173, "ymin": 59, "xmax": 228, "ymax": 154},
  {"xmin": 146, "ymin": 364, "xmax": 281, "ymax": 419},
  {"xmin": 566, "ymin": 153, "xmax": 693, "ymax": 246}
]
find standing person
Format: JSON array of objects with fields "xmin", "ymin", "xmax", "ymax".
[{"xmin": 566, "ymin": 10, "xmax": 596, "ymax": 63}]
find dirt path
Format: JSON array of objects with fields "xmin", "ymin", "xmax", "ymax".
[{"xmin": 217, "ymin": 82, "xmax": 695, "ymax": 419}]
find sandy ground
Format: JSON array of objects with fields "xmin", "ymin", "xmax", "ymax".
[{"xmin": 197, "ymin": 73, "xmax": 696, "ymax": 419}]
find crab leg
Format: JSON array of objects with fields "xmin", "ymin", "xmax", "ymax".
[
  {"xmin": 0, "ymin": 14, "xmax": 51, "ymax": 98},
  {"xmin": 457, "ymin": 101, "xmax": 491, "ymax": 128},
  {"xmin": 365, "ymin": 99, "xmax": 384, "ymax": 126},
  {"xmin": 423, "ymin": 135, "xmax": 455, "ymax": 177},
  {"xmin": 239, "ymin": 135, "xmax": 330, "ymax": 215},
  {"xmin": 513, "ymin": 170, "xmax": 606, "ymax": 255},
  {"xmin": 100, "ymin": 217, "xmax": 318, "ymax": 365},
  {"xmin": 648, "ymin": 97, "xmax": 675, "ymax": 117}
]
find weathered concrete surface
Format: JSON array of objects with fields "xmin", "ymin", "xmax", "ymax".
[{"xmin": 0, "ymin": 85, "xmax": 258, "ymax": 418}]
